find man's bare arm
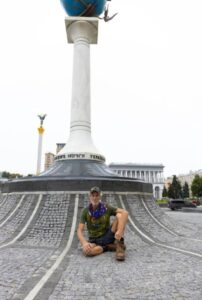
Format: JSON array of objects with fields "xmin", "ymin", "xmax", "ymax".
[
  {"xmin": 77, "ymin": 223, "xmax": 93, "ymax": 254},
  {"xmin": 77, "ymin": 223, "xmax": 87, "ymax": 245}
]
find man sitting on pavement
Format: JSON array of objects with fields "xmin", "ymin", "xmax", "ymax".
[{"xmin": 77, "ymin": 186, "xmax": 128, "ymax": 261}]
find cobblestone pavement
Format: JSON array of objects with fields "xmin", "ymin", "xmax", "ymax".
[{"xmin": 0, "ymin": 192, "xmax": 202, "ymax": 300}]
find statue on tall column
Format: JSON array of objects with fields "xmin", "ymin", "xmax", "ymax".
[
  {"xmin": 38, "ymin": 114, "xmax": 47, "ymax": 127},
  {"xmin": 60, "ymin": 0, "xmax": 117, "ymax": 21}
]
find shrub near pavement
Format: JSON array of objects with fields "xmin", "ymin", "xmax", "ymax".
[{"xmin": 155, "ymin": 199, "xmax": 169, "ymax": 206}]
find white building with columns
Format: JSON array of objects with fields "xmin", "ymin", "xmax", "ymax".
[{"xmin": 109, "ymin": 163, "xmax": 164, "ymax": 199}]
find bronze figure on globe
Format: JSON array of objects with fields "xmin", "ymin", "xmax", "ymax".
[{"xmin": 60, "ymin": 0, "xmax": 117, "ymax": 21}]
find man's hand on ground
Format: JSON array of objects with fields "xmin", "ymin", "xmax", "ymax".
[{"xmin": 82, "ymin": 242, "xmax": 94, "ymax": 254}]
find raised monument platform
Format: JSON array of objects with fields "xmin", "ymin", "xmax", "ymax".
[
  {"xmin": 2, "ymin": 15, "xmax": 153, "ymax": 196},
  {"xmin": 1, "ymin": 159, "xmax": 152, "ymax": 193}
]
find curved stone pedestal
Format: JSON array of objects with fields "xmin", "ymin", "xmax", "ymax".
[{"xmin": 1, "ymin": 160, "xmax": 153, "ymax": 194}]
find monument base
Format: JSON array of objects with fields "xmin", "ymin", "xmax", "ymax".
[{"xmin": 1, "ymin": 159, "xmax": 153, "ymax": 194}]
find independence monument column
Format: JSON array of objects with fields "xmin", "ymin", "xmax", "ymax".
[{"xmin": 55, "ymin": 17, "xmax": 105, "ymax": 162}]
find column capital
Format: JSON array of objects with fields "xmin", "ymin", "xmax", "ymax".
[
  {"xmin": 65, "ymin": 17, "xmax": 98, "ymax": 44},
  {"xmin": 38, "ymin": 126, "xmax": 44, "ymax": 135}
]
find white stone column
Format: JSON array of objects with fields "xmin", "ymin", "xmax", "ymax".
[
  {"xmin": 36, "ymin": 127, "xmax": 44, "ymax": 175},
  {"xmin": 56, "ymin": 17, "xmax": 105, "ymax": 162},
  {"xmin": 161, "ymin": 171, "xmax": 164, "ymax": 182}
]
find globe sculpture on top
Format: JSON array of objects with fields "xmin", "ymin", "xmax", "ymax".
[{"xmin": 60, "ymin": 0, "xmax": 107, "ymax": 17}]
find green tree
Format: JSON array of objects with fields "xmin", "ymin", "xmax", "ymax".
[
  {"xmin": 10, "ymin": 173, "xmax": 23, "ymax": 179},
  {"xmin": 182, "ymin": 181, "xmax": 189, "ymax": 199},
  {"xmin": 162, "ymin": 185, "xmax": 168, "ymax": 197},
  {"xmin": 167, "ymin": 175, "xmax": 182, "ymax": 199},
  {"xmin": 168, "ymin": 184, "xmax": 174, "ymax": 199},
  {"xmin": 2, "ymin": 171, "xmax": 10, "ymax": 178},
  {"xmin": 1, "ymin": 171, "xmax": 23, "ymax": 179},
  {"xmin": 191, "ymin": 175, "xmax": 202, "ymax": 197}
]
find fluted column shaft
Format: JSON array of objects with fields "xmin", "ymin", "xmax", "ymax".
[{"xmin": 56, "ymin": 17, "xmax": 105, "ymax": 162}]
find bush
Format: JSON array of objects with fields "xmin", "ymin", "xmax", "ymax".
[{"xmin": 155, "ymin": 198, "xmax": 169, "ymax": 205}]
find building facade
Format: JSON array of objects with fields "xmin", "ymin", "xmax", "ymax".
[
  {"xmin": 44, "ymin": 144, "xmax": 66, "ymax": 171},
  {"xmin": 44, "ymin": 152, "xmax": 55, "ymax": 171},
  {"xmin": 108, "ymin": 163, "xmax": 164, "ymax": 199},
  {"xmin": 178, "ymin": 170, "xmax": 202, "ymax": 187}
]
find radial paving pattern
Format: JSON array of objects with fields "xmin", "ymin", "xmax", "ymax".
[{"xmin": 0, "ymin": 192, "xmax": 202, "ymax": 300}]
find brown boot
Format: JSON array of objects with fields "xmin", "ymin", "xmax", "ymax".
[
  {"xmin": 116, "ymin": 240, "xmax": 125, "ymax": 261},
  {"xmin": 107, "ymin": 243, "xmax": 126, "ymax": 252},
  {"xmin": 106, "ymin": 243, "xmax": 117, "ymax": 252}
]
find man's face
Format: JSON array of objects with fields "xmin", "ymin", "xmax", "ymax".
[{"xmin": 89, "ymin": 192, "xmax": 100, "ymax": 208}]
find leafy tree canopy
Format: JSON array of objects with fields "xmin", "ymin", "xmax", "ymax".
[
  {"xmin": 168, "ymin": 175, "xmax": 182, "ymax": 199},
  {"xmin": 1, "ymin": 171, "xmax": 23, "ymax": 179},
  {"xmin": 182, "ymin": 181, "xmax": 189, "ymax": 199},
  {"xmin": 162, "ymin": 185, "xmax": 168, "ymax": 197},
  {"xmin": 191, "ymin": 175, "xmax": 202, "ymax": 197}
]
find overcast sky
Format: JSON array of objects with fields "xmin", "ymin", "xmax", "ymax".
[{"xmin": 0, "ymin": 0, "xmax": 202, "ymax": 178}]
